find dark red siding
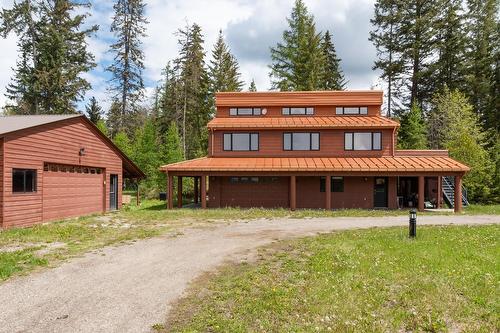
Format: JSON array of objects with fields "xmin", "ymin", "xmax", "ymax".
[
  {"xmin": 0, "ymin": 138, "xmax": 3, "ymax": 227},
  {"xmin": 2, "ymin": 117, "xmax": 123, "ymax": 228},
  {"xmin": 216, "ymin": 105, "xmax": 381, "ymax": 117}
]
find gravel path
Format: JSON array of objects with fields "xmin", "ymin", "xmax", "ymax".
[{"xmin": 0, "ymin": 214, "xmax": 498, "ymax": 333}]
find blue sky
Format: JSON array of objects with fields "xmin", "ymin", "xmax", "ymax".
[{"xmin": 0, "ymin": 0, "xmax": 380, "ymax": 111}]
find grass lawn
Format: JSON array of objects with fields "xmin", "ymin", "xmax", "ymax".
[
  {"xmin": 0, "ymin": 200, "xmax": 498, "ymax": 282},
  {"xmin": 165, "ymin": 225, "xmax": 500, "ymax": 332}
]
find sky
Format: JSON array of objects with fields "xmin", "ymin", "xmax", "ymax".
[{"xmin": 0, "ymin": 0, "xmax": 381, "ymax": 111}]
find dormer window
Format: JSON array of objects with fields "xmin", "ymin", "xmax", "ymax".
[
  {"xmin": 336, "ymin": 107, "xmax": 368, "ymax": 115},
  {"xmin": 282, "ymin": 107, "xmax": 314, "ymax": 115},
  {"xmin": 230, "ymin": 107, "xmax": 261, "ymax": 116}
]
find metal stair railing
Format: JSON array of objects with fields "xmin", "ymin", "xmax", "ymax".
[{"xmin": 442, "ymin": 176, "xmax": 469, "ymax": 208}]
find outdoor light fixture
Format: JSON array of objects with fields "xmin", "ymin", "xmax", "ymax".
[
  {"xmin": 262, "ymin": 108, "xmax": 268, "ymax": 115},
  {"xmin": 79, "ymin": 147, "xmax": 86, "ymax": 156},
  {"xmin": 409, "ymin": 209, "xmax": 417, "ymax": 238}
]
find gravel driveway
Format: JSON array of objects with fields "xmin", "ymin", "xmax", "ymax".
[{"xmin": 0, "ymin": 214, "xmax": 498, "ymax": 333}]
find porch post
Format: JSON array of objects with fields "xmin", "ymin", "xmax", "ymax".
[
  {"xmin": 454, "ymin": 175, "xmax": 463, "ymax": 213},
  {"xmin": 290, "ymin": 175, "xmax": 296, "ymax": 211},
  {"xmin": 437, "ymin": 176, "xmax": 442, "ymax": 208},
  {"xmin": 325, "ymin": 175, "xmax": 331, "ymax": 210},
  {"xmin": 167, "ymin": 174, "xmax": 173, "ymax": 209},
  {"xmin": 418, "ymin": 175, "xmax": 425, "ymax": 212},
  {"xmin": 194, "ymin": 177, "xmax": 199, "ymax": 204},
  {"xmin": 201, "ymin": 175, "xmax": 207, "ymax": 209},
  {"xmin": 177, "ymin": 176, "xmax": 183, "ymax": 208}
]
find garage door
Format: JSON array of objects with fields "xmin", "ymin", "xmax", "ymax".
[{"xmin": 43, "ymin": 164, "xmax": 104, "ymax": 221}]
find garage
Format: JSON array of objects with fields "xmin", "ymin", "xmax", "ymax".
[{"xmin": 42, "ymin": 163, "xmax": 105, "ymax": 221}]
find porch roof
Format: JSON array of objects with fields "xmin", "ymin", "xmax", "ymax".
[
  {"xmin": 161, "ymin": 156, "xmax": 469, "ymax": 174},
  {"xmin": 207, "ymin": 116, "xmax": 399, "ymax": 130}
]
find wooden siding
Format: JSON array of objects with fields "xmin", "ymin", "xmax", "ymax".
[
  {"xmin": 207, "ymin": 176, "xmax": 398, "ymax": 209},
  {"xmin": 215, "ymin": 91, "xmax": 383, "ymax": 108},
  {"xmin": 216, "ymin": 105, "xmax": 381, "ymax": 117},
  {"xmin": 2, "ymin": 117, "xmax": 123, "ymax": 228},
  {"xmin": 0, "ymin": 138, "xmax": 3, "ymax": 227},
  {"xmin": 211, "ymin": 129, "xmax": 394, "ymax": 157}
]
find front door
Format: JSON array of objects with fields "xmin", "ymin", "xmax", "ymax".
[
  {"xmin": 374, "ymin": 177, "xmax": 388, "ymax": 208},
  {"xmin": 110, "ymin": 174, "xmax": 118, "ymax": 210}
]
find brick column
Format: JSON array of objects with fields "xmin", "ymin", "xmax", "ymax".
[
  {"xmin": 194, "ymin": 177, "xmax": 199, "ymax": 204},
  {"xmin": 290, "ymin": 176, "xmax": 297, "ymax": 211},
  {"xmin": 454, "ymin": 175, "xmax": 463, "ymax": 213},
  {"xmin": 167, "ymin": 174, "xmax": 173, "ymax": 209},
  {"xmin": 325, "ymin": 176, "xmax": 331, "ymax": 210},
  {"xmin": 201, "ymin": 175, "xmax": 207, "ymax": 209},
  {"xmin": 418, "ymin": 176, "xmax": 425, "ymax": 212},
  {"xmin": 177, "ymin": 176, "xmax": 183, "ymax": 208}
]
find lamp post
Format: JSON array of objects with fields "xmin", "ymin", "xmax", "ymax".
[{"xmin": 409, "ymin": 209, "xmax": 417, "ymax": 238}]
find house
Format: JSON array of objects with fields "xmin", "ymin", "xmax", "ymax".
[
  {"xmin": 0, "ymin": 115, "xmax": 144, "ymax": 228},
  {"xmin": 160, "ymin": 91, "xmax": 469, "ymax": 212}
]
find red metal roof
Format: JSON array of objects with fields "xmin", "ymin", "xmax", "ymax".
[
  {"xmin": 216, "ymin": 91, "xmax": 383, "ymax": 107},
  {"xmin": 161, "ymin": 156, "xmax": 469, "ymax": 173},
  {"xmin": 207, "ymin": 116, "xmax": 399, "ymax": 130}
]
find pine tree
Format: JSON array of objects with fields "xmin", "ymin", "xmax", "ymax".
[
  {"xmin": 269, "ymin": 0, "xmax": 324, "ymax": 91},
  {"xmin": 248, "ymin": 79, "xmax": 257, "ymax": 92},
  {"xmin": 398, "ymin": 103, "xmax": 428, "ymax": 149},
  {"xmin": 163, "ymin": 122, "xmax": 183, "ymax": 164},
  {"xmin": 1, "ymin": 0, "xmax": 97, "ymax": 114},
  {"xmin": 174, "ymin": 23, "xmax": 210, "ymax": 159},
  {"xmin": 96, "ymin": 119, "xmax": 109, "ymax": 136},
  {"xmin": 85, "ymin": 97, "xmax": 102, "ymax": 124},
  {"xmin": 131, "ymin": 119, "xmax": 161, "ymax": 195},
  {"xmin": 107, "ymin": 0, "xmax": 148, "ymax": 131},
  {"xmin": 208, "ymin": 30, "xmax": 243, "ymax": 94},
  {"xmin": 465, "ymin": 0, "xmax": 498, "ymax": 131},
  {"xmin": 319, "ymin": 30, "xmax": 346, "ymax": 90},
  {"xmin": 369, "ymin": 0, "xmax": 405, "ymax": 117}
]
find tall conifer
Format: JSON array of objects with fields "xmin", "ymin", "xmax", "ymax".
[{"xmin": 319, "ymin": 30, "xmax": 346, "ymax": 90}]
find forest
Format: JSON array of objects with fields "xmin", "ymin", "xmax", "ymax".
[{"xmin": 0, "ymin": 0, "xmax": 498, "ymax": 203}]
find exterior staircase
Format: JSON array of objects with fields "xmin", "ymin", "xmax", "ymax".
[{"xmin": 442, "ymin": 176, "xmax": 469, "ymax": 208}]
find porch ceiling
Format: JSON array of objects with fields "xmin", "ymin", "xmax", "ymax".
[{"xmin": 160, "ymin": 156, "xmax": 469, "ymax": 174}]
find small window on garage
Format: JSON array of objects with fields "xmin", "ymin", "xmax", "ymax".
[{"xmin": 13, "ymin": 169, "xmax": 37, "ymax": 193}]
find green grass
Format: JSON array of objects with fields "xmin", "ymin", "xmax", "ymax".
[
  {"xmin": 165, "ymin": 225, "xmax": 500, "ymax": 332},
  {"xmin": 0, "ymin": 200, "xmax": 498, "ymax": 282}
]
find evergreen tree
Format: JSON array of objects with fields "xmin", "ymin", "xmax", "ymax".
[
  {"xmin": 96, "ymin": 119, "xmax": 109, "ymax": 136},
  {"xmin": 107, "ymin": 0, "xmax": 148, "ymax": 131},
  {"xmin": 208, "ymin": 30, "xmax": 243, "ymax": 93},
  {"xmin": 269, "ymin": 0, "xmax": 324, "ymax": 91},
  {"xmin": 465, "ymin": 0, "xmax": 498, "ymax": 131},
  {"xmin": 397, "ymin": 103, "xmax": 428, "ymax": 149},
  {"xmin": 131, "ymin": 119, "xmax": 161, "ymax": 195},
  {"xmin": 163, "ymin": 122, "xmax": 183, "ymax": 164},
  {"xmin": 319, "ymin": 30, "xmax": 346, "ymax": 90},
  {"xmin": 432, "ymin": 88, "xmax": 493, "ymax": 202},
  {"xmin": 174, "ymin": 23, "xmax": 210, "ymax": 159},
  {"xmin": 248, "ymin": 79, "xmax": 257, "ymax": 92},
  {"xmin": 369, "ymin": 0, "xmax": 405, "ymax": 117},
  {"xmin": 85, "ymin": 96, "xmax": 102, "ymax": 124},
  {"xmin": 1, "ymin": 0, "xmax": 97, "ymax": 114}
]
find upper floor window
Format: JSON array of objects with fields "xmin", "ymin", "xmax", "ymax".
[
  {"xmin": 282, "ymin": 107, "xmax": 314, "ymax": 115},
  {"xmin": 336, "ymin": 107, "xmax": 368, "ymax": 115},
  {"xmin": 230, "ymin": 107, "xmax": 261, "ymax": 116},
  {"xmin": 13, "ymin": 169, "xmax": 37, "ymax": 193},
  {"xmin": 344, "ymin": 132, "xmax": 382, "ymax": 151},
  {"xmin": 223, "ymin": 133, "xmax": 259, "ymax": 151},
  {"xmin": 283, "ymin": 132, "xmax": 320, "ymax": 151}
]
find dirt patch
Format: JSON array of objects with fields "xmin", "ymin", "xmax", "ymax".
[{"xmin": 0, "ymin": 242, "xmax": 66, "ymax": 255}]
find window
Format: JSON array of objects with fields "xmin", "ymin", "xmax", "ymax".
[
  {"xmin": 344, "ymin": 132, "xmax": 382, "ymax": 151},
  {"xmin": 229, "ymin": 107, "xmax": 261, "ymax": 116},
  {"xmin": 223, "ymin": 133, "xmax": 259, "ymax": 151},
  {"xmin": 229, "ymin": 177, "xmax": 279, "ymax": 184},
  {"xmin": 282, "ymin": 107, "xmax": 314, "ymax": 115},
  {"xmin": 12, "ymin": 169, "xmax": 37, "ymax": 193},
  {"xmin": 320, "ymin": 176, "xmax": 344, "ymax": 192},
  {"xmin": 335, "ymin": 107, "xmax": 368, "ymax": 115},
  {"xmin": 283, "ymin": 133, "xmax": 320, "ymax": 151}
]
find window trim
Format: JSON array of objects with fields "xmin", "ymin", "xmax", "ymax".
[
  {"xmin": 335, "ymin": 106, "xmax": 368, "ymax": 115},
  {"xmin": 282, "ymin": 107, "xmax": 315, "ymax": 115},
  {"xmin": 223, "ymin": 133, "xmax": 259, "ymax": 151},
  {"xmin": 12, "ymin": 168, "xmax": 37, "ymax": 193},
  {"xmin": 344, "ymin": 132, "xmax": 382, "ymax": 151},
  {"xmin": 283, "ymin": 132, "xmax": 320, "ymax": 151},
  {"xmin": 320, "ymin": 176, "xmax": 344, "ymax": 193},
  {"xmin": 229, "ymin": 107, "xmax": 262, "ymax": 116}
]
